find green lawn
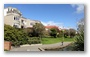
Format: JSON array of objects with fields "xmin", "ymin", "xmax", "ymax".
[{"xmin": 42, "ymin": 37, "xmax": 74, "ymax": 44}]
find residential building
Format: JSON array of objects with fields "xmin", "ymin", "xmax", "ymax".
[{"xmin": 4, "ymin": 7, "xmax": 41, "ymax": 28}]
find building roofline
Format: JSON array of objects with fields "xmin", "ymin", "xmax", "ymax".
[{"xmin": 4, "ymin": 6, "xmax": 22, "ymax": 14}]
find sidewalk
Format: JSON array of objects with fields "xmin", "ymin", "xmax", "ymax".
[
  {"xmin": 10, "ymin": 42, "xmax": 72, "ymax": 51},
  {"xmin": 41, "ymin": 42, "xmax": 72, "ymax": 50}
]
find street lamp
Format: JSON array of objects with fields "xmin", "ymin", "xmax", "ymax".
[
  {"xmin": 61, "ymin": 26, "xmax": 64, "ymax": 46},
  {"xmin": 68, "ymin": 27, "xmax": 70, "ymax": 38}
]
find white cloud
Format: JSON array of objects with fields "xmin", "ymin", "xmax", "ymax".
[
  {"xmin": 41, "ymin": 21, "xmax": 64, "ymax": 28},
  {"xmin": 71, "ymin": 4, "xmax": 84, "ymax": 14}
]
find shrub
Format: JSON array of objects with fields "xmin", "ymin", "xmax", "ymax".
[
  {"xmin": 28, "ymin": 37, "xmax": 41, "ymax": 44},
  {"xmin": 4, "ymin": 24, "xmax": 28, "ymax": 47},
  {"xmin": 50, "ymin": 28, "xmax": 57, "ymax": 38}
]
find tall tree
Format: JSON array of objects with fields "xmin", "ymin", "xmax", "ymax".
[
  {"xmin": 50, "ymin": 28, "xmax": 57, "ymax": 38},
  {"xmin": 33, "ymin": 23, "xmax": 45, "ymax": 37},
  {"xmin": 69, "ymin": 28, "xmax": 76, "ymax": 38},
  {"xmin": 74, "ymin": 18, "xmax": 84, "ymax": 51}
]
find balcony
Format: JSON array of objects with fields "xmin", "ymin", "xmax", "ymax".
[
  {"xmin": 14, "ymin": 20, "xmax": 20, "ymax": 25},
  {"xmin": 21, "ymin": 20, "xmax": 26, "ymax": 25}
]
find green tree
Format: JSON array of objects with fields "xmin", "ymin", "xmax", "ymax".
[
  {"xmin": 74, "ymin": 18, "xmax": 84, "ymax": 51},
  {"xmin": 57, "ymin": 30, "xmax": 63, "ymax": 38},
  {"xmin": 23, "ymin": 28, "xmax": 33, "ymax": 37},
  {"xmin": 50, "ymin": 28, "xmax": 57, "ymax": 38},
  {"xmin": 63, "ymin": 29, "xmax": 69, "ymax": 38},
  {"xmin": 33, "ymin": 23, "xmax": 45, "ymax": 37},
  {"xmin": 69, "ymin": 29, "xmax": 76, "ymax": 38},
  {"xmin": 4, "ymin": 24, "xmax": 28, "ymax": 47}
]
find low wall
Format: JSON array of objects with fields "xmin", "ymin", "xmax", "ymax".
[
  {"xmin": 20, "ymin": 44, "xmax": 42, "ymax": 47},
  {"xmin": 4, "ymin": 41, "xmax": 11, "ymax": 51}
]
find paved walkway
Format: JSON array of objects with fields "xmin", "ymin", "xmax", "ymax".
[{"xmin": 10, "ymin": 42, "xmax": 72, "ymax": 51}]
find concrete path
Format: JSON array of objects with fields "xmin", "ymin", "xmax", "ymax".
[
  {"xmin": 10, "ymin": 42, "xmax": 72, "ymax": 51},
  {"xmin": 41, "ymin": 42, "xmax": 72, "ymax": 49}
]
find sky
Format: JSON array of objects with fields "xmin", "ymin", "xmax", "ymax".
[{"xmin": 4, "ymin": 4, "xmax": 84, "ymax": 29}]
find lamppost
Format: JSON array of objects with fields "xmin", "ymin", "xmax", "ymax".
[
  {"xmin": 61, "ymin": 26, "xmax": 64, "ymax": 46},
  {"xmin": 68, "ymin": 27, "xmax": 70, "ymax": 38}
]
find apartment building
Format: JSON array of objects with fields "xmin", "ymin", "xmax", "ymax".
[{"xmin": 4, "ymin": 7, "xmax": 41, "ymax": 28}]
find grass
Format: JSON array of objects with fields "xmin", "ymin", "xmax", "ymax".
[{"xmin": 42, "ymin": 37, "xmax": 74, "ymax": 44}]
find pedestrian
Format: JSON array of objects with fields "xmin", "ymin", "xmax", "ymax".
[{"xmin": 61, "ymin": 41, "xmax": 63, "ymax": 46}]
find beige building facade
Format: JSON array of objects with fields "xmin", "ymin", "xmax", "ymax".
[{"xmin": 4, "ymin": 7, "xmax": 40, "ymax": 28}]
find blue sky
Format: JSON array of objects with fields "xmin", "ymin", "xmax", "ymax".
[{"xmin": 4, "ymin": 4, "xmax": 84, "ymax": 29}]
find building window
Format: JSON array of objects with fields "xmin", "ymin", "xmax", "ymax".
[
  {"xmin": 30, "ymin": 23, "xmax": 34, "ymax": 25},
  {"xmin": 21, "ymin": 26, "xmax": 24, "ymax": 28},
  {"xmin": 14, "ymin": 16, "xmax": 19, "ymax": 20},
  {"xmin": 14, "ymin": 17, "xmax": 15, "ymax": 20},
  {"xmin": 13, "ymin": 25, "xmax": 18, "ymax": 28},
  {"xmin": 8, "ymin": 8, "xmax": 12, "ymax": 11},
  {"xmin": 21, "ymin": 20, "xmax": 24, "ymax": 23}
]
